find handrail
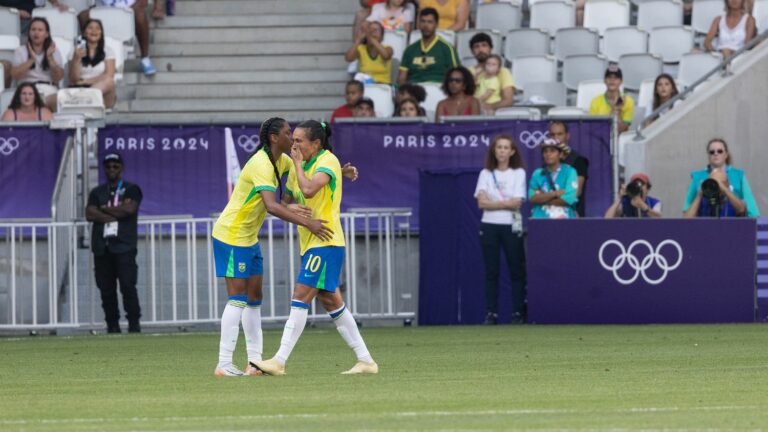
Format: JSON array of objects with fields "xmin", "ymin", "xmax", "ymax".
[
  {"xmin": 635, "ymin": 28, "xmax": 768, "ymax": 138},
  {"xmin": 50, "ymin": 136, "xmax": 74, "ymax": 221}
]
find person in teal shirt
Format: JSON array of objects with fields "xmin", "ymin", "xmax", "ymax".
[
  {"xmin": 683, "ymin": 138, "xmax": 759, "ymax": 218},
  {"xmin": 528, "ymin": 138, "xmax": 579, "ymax": 219}
]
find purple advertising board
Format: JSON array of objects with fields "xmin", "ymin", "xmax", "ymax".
[
  {"xmin": 527, "ymin": 219, "xmax": 757, "ymax": 324},
  {"xmin": 0, "ymin": 126, "xmax": 69, "ymax": 219},
  {"xmin": 99, "ymin": 120, "xmax": 612, "ymax": 223}
]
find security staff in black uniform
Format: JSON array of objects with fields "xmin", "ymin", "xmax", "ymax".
[{"xmin": 86, "ymin": 153, "xmax": 143, "ymax": 333}]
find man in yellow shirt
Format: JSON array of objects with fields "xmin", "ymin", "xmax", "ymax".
[
  {"xmin": 468, "ymin": 32, "xmax": 514, "ymax": 115},
  {"xmin": 589, "ymin": 64, "xmax": 635, "ymax": 133}
]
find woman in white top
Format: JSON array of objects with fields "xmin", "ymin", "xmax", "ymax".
[
  {"xmin": 10, "ymin": 17, "xmax": 65, "ymax": 111},
  {"xmin": 366, "ymin": 0, "xmax": 415, "ymax": 33},
  {"xmin": 704, "ymin": 0, "xmax": 756, "ymax": 58},
  {"xmin": 474, "ymin": 134, "xmax": 527, "ymax": 325},
  {"xmin": 69, "ymin": 19, "xmax": 117, "ymax": 108}
]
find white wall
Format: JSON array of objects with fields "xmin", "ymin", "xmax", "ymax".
[{"xmin": 625, "ymin": 41, "xmax": 768, "ymax": 217}]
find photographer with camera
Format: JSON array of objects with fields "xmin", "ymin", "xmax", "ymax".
[
  {"xmin": 683, "ymin": 138, "xmax": 760, "ymax": 218},
  {"xmin": 605, "ymin": 173, "xmax": 662, "ymax": 218}
]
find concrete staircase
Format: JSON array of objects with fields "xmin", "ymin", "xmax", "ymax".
[{"xmin": 111, "ymin": 0, "xmax": 358, "ymax": 123}]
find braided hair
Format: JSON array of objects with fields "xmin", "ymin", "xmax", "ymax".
[
  {"xmin": 296, "ymin": 120, "xmax": 333, "ymax": 152},
  {"xmin": 256, "ymin": 117, "xmax": 288, "ymax": 197}
]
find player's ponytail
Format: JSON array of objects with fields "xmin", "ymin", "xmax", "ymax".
[
  {"xmin": 257, "ymin": 117, "xmax": 287, "ymax": 198},
  {"xmin": 297, "ymin": 120, "xmax": 333, "ymax": 152}
]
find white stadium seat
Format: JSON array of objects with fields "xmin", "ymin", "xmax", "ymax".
[
  {"xmin": 576, "ymin": 79, "xmax": 607, "ymax": 111},
  {"xmin": 455, "ymin": 29, "xmax": 501, "ymax": 62},
  {"xmin": 602, "ymin": 27, "xmax": 648, "ymax": 62},
  {"xmin": 554, "ymin": 27, "xmax": 600, "ymax": 61},
  {"xmin": 510, "ymin": 55, "xmax": 558, "ymax": 90},
  {"xmin": 678, "ymin": 51, "xmax": 722, "ymax": 85},
  {"xmin": 90, "ymin": 6, "xmax": 136, "ymax": 49},
  {"xmin": 583, "ymin": 0, "xmax": 631, "ymax": 35},
  {"xmin": 104, "ymin": 36, "xmax": 126, "ymax": 82},
  {"xmin": 408, "ymin": 29, "xmax": 456, "ymax": 46},
  {"xmin": 523, "ymin": 81, "xmax": 567, "ymax": 106},
  {"xmin": 364, "ymin": 83, "xmax": 395, "ymax": 118},
  {"xmin": 619, "ymin": 53, "xmax": 663, "ymax": 90},
  {"xmin": 691, "ymin": 0, "xmax": 725, "ymax": 34},
  {"xmin": 0, "ymin": 34, "xmax": 20, "ymax": 51},
  {"xmin": 547, "ymin": 106, "xmax": 589, "ymax": 117},
  {"xmin": 530, "ymin": 0, "xmax": 575, "ymax": 35},
  {"xmin": 0, "ymin": 62, "xmax": 4, "ymax": 92},
  {"xmin": 562, "ymin": 54, "xmax": 607, "ymax": 90},
  {"xmin": 495, "ymin": 106, "xmax": 540, "ymax": 118},
  {"xmin": 649, "ymin": 26, "xmax": 694, "ymax": 63},
  {"xmin": 637, "ymin": 0, "xmax": 684, "ymax": 31},
  {"xmin": 637, "ymin": 78, "xmax": 655, "ymax": 109},
  {"xmin": 52, "ymin": 36, "xmax": 73, "ymax": 66},
  {"xmin": 504, "ymin": 28, "xmax": 550, "ymax": 60},
  {"xmin": 476, "ymin": 2, "xmax": 522, "ymax": 32},
  {"xmin": 421, "ymin": 82, "xmax": 444, "ymax": 119},
  {"xmin": 383, "ymin": 30, "xmax": 407, "ymax": 61},
  {"xmin": 753, "ymin": 0, "xmax": 768, "ymax": 33},
  {"xmin": 1, "ymin": 89, "xmax": 14, "ymax": 113},
  {"xmin": 65, "ymin": 0, "xmax": 96, "ymax": 14},
  {"xmin": 461, "ymin": 55, "xmax": 478, "ymax": 68},
  {"xmin": 32, "ymin": 7, "xmax": 78, "ymax": 40},
  {"xmin": 0, "ymin": 7, "xmax": 21, "ymax": 37}
]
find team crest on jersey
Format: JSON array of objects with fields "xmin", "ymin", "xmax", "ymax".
[{"xmin": 238, "ymin": 262, "xmax": 246, "ymax": 273}]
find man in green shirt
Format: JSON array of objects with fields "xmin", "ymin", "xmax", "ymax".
[{"xmin": 397, "ymin": 8, "xmax": 459, "ymax": 85}]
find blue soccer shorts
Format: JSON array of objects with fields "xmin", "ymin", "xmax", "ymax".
[
  {"xmin": 296, "ymin": 246, "xmax": 345, "ymax": 292},
  {"xmin": 212, "ymin": 237, "xmax": 263, "ymax": 278}
]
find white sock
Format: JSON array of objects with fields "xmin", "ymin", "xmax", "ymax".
[
  {"xmin": 274, "ymin": 300, "xmax": 309, "ymax": 366},
  {"xmin": 242, "ymin": 301, "xmax": 263, "ymax": 363},
  {"xmin": 141, "ymin": 57, "xmax": 152, "ymax": 64},
  {"xmin": 330, "ymin": 304, "xmax": 374, "ymax": 363},
  {"xmin": 217, "ymin": 295, "xmax": 246, "ymax": 368}
]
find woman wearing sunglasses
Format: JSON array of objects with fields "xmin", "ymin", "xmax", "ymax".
[
  {"xmin": 683, "ymin": 138, "xmax": 759, "ymax": 218},
  {"xmin": 435, "ymin": 66, "xmax": 480, "ymax": 122}
]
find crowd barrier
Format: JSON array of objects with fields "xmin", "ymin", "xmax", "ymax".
[{"xmin": 0, "ymin": 210, "xmax": 415, "ymax": 331}]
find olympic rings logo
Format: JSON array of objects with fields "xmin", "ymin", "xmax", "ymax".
[
  {"xmin": 518, "ymin": 130, "xmax": 549, "ymax": 149},
  {"xmin": 598, "ymin": 239, "xmax": 683, "ymax": 285},
  {"xmin": 0, "ymin": 137, "xmax": 20, "ymax": 156},
  {"xmin": 236, "ymin": 134, "xmax": 260, "ymax": 153}
]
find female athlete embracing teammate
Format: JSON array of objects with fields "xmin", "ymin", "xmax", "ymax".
[
  {"xmin": 254, "ymin": 120, "xmax": 378, "ymax": 376},
  {"xmin": 211, "ymin": 117, "xmax": 356, "ymax": 377}
]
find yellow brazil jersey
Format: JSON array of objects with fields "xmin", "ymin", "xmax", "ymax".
[
  {"xmin": 286, "ymin": 149, "xmax": 345, "ymax": 255},
  {"xmin": 212, "ymin": 150, "xmax": 292, "ymax": 246}
]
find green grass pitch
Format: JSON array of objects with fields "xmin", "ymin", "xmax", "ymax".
[{"xmin": 2, "ymin": 324, "xmax": 768, "ymax": 431}]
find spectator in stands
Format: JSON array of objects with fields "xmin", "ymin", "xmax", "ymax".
[
  {"xmin": 528, "ymin": 138, "xmax": 579, "ymax": 219},
  {"xmin": 589, "ymin": 64, "xmax": 634, "ymax": 133},
  {"xmin": 397, "ymin": 8, "xmax": 459, "ymax": 85},
  {"xmin": 1, "ymin": 82, "xmax": 53, "ymax": 121},
  {"xmin": 474, "ymin": 134, "xmax": 527, "ymax": 325},
  {"xmin": 549, "ymin": 121, "xmax": 589, "ymax": 217},
  {"xmin": 704, "ymin": 0, "xmax": 756, "ymax": 58},
  {"xmin": 353, "ymin": 0, "xmax": 373, "ymax": 41},
  {"xmin": 79, "ymin": 0, "xmax": 160, "ymax": 75},
  {"xmin": 469, "ymin": 33, "xmax": 514, "ymax": 115},
  {"xmin": 10, "ymin": 17, "xmax": 64, "ymax": 112},
  {"xmin": 345, "ymin": 21, "xmax": 393, "ymax": 85},
  {"xmin": 604, "ymin": 173, "xmax": 662, "ymax": 218},
  {"xmin": 395, "ymin": 97, "xmax": 426, "ymax": 117},
  {"xmin": 417, "ymin": 0, "xmax": 469, "ymax": 31},
  {"xmin": 435, "ymin": 66, "xmax": 480, "ymax": 121},
  {"xmin": 644, "ymin": 73, "xmax": 679, "ymax": 127},
  {"xmin": 354, "ymin": 97, "xmax": 376, "ymax": 117},
  {"xmin": 683, "ymin": 138, "xmax": 760, "ymax": 217},
  {"xmin": 331, "ymin": 80, "xmax": 364, "ymax": 122},
  {"xmin": 86, "ymin": 152, "xmax": 143, "ymax": 333},
  {"xmin": 68, "ymin": 19, "xmax": 117, "ymax": 108},
  {"xmin": 396, "ymin": 82, "xmax": 426, "ymax": 105},
  {"xmin": 366, "ymin": 0, "xmax": 414, "ymax": 33}
]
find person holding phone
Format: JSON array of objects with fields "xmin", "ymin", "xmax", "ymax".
[
  {"xmin": 589, "ymin": 64, "xmax": 635, "ymax": 133},
  {"xmin": 68, "ymin": 19, "xmax": 117, "ymax": 108}
]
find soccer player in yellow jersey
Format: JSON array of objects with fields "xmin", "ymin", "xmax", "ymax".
[
  {"xmin": 254, "ymin": 120, "xmax": 378, "ymax": 376},
  {"xmin": 211, "ymin": 117, "xmax": 335, "ymax": 377}
]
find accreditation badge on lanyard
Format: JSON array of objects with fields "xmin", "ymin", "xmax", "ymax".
[
  {"xmin": 492, "ymin": 171, "xmax": 523, "ymax": 235},
  {"xmin": 103, "ymin": 180, "xmax": 122, "ymax": 238}
]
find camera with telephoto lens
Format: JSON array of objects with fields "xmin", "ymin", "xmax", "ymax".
[
  {"xmin": 625, "ymin": 180, "xmax": 643, "ymax": 198},
  {"xmin": 701, "ymin": 178, "xmax": 720, "ymax": 200}
]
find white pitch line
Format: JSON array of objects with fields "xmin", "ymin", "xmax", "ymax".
[{"xmin": 0, "ymin": 405, "xmax": 760, "ymax": 426}]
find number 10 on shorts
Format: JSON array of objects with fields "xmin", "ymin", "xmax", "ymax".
[{"xmin": 304, "ymin": 254, "xmax": 322, "ymax": 273}]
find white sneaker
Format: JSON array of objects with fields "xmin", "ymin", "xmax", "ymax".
[
  {"xmin": 341, "ymin": 361, "xmax": 379, "ymax": 375},
  {"xmin": 252, "ymin": 358, "xmax": 286, "ymax": 376},
  {"xmin": 214, "ymin": 364, "xmax": 244, "ymax": 377}
]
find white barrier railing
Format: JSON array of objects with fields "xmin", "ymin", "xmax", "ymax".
[{"xmin": 0, "ymin": 210, "xmax": 416, "ymax": 331}]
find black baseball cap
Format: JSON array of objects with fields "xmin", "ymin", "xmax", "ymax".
[
  {"xmin": 604, "ymin": 64, "xmax": 623, "ymax": 79},
  {"xmin": 355, "ymin": 97, "xmax": 375, "ymax": 109},
  {"xmin": 103, "ymin": 153, "xmax": 123, "ymax": 165}
]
